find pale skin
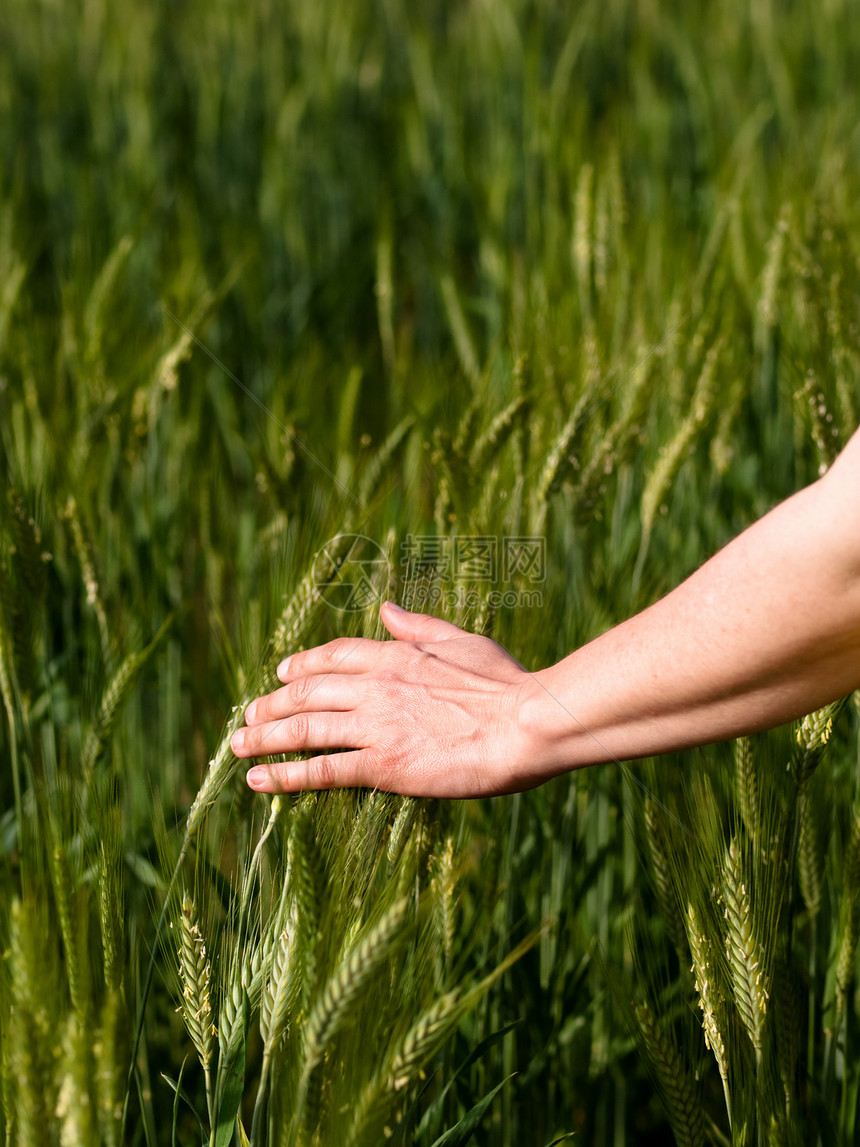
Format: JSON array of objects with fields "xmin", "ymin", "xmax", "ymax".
[{"xmin": 232, "ymin": 428, "xmax": 860, "ymax": 797}]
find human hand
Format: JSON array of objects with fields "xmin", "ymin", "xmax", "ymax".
[{"xmin": 231, "ymin": 601, "xmax": 549, "ymax": 797}]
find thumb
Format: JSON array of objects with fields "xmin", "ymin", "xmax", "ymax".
[{"xmin": 380, "ymin": 600, "xmax": 464, "ymax": 643}]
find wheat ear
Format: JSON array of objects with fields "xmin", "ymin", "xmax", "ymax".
[
  {"xmin": 344, "ymin": 990, "xmax": 463, "ymax": 1147},
  {"xmin": 303, "ymin": 899, "xmax": 409, "ymax": 1071},
  {"xmin": 722, "ymin": 839, "xmax": 768, "ymax": 1056},
  {"xmin": 644, "ymin": 796, "xmax": 688, "ymax": 958},
  {"xmin": 793, "ymin": 699, "xmax": 846, "ymax": 790},
  {"xmin": 634, "ymin": 1001, "xmax": 705, "ymax": 1147},
  {"xmin": 259, "ymin": 904, "xmax": 300, "ymax": 1054},
  {"xmin": 387, "ymin": 798, "xmax": 420, "ymax": 873},
  {"xmin": 686, "ymin": 903, "xmax": 730, "ymax": 1125},
  {"xmin": 469, "ymin": 393, "xmax": 530, "ymax": 477},
  {"xmin": 49, "ymin": 841, "xmax": 87, "ymax": 1017},
  {"xmin": 797, "ymin": 789, "xmax": 822, "ymax": 920},
  {"xmin": 63, "ymin": 496, "xmax": 110, "ymax": 666},
  {"xmin": 432, "ymin": 836, "xmax": 457, "ymax": 985},
  {"xmin": 640, "ymin": 334, "xmax": 724, "ymax": 544},
  {"xmin": 734, "ymin": 736, "xmax": 759, "ymax": 845},
  {"xmin": 177, "ymin": 895, "xmax": 216, "ymax": 1130}
]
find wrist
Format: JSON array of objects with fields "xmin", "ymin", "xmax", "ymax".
[{"xmin": 516, "ymin": 663, "xmax": 598, "ymax": 782}]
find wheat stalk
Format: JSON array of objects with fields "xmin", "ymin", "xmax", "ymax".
[
  {"xmin": 433, "ymin": 836, "xmax": 456, "ymax": 984},
  {"xmin": 835, "ymin": 808, "xmax": 860, "ymax": 1007},
  {"xmin": 469, "ymin": 393, "xmax": 530, "ymax": 478},
  {"xmin": 686, "ymin": 903, "xmax": 730, "ymax": 1124},
  {"xmin": 387, "ymin": 798, "xmax": 420, "ymax": 873},
  {"xmin": 757, "ymin": 205, "xmax": 790, "ymax": 334},
  {"xmin": 260, "ymin": 905, "xmax": 300, "ymax": 1054},
  {"xmin": 644, "ymin": 796, "xmax": 688, "ymax": 958},
  {"xmin": 0, "ymin": 580, "xmax": 22, "ymax": 828},
  {"xmin": 49, "ymin": 841, "xmax": 86, "ymax": 1017},
  {"xmin": 63, "ymin": 496, "xmax": 110, "ymax": 667},
  {"xmin": 795, "ymin": 371, "xmax": 842, "ymax": 475},
  {"xmin": 439, "ymin": 272, "xmax": 479, "ymax": 385},
  {"xmin": 793, "ymin": 699, "xmax": 846, "ymax": 790},
  {"xmin": 81, "ymin": 614, "xmax": 172, "ymax": 775},
  {"xmin": 55, "ymin": 1011, "xmax": 96, "ymax": 1146},
  {"xmin": 82, "ymin": 234, "xmax": 134, "ymax": 388},
  {"xmin": 771, "ymin": 956, "xmax": 799, "ymax": 1119},
  {"xmin": 797, "ymin": 789, "xmax": 822, "ymax": 920},
  {"xmin": 640, "ymin": 334, "xmax": 724, "ymax": 545},
  {"xmin": 95, "ymin": 987, "xmax": 124, "ymax": 1147},
  {"xmin": 0, "ymin": 203, "xmax": 26, "ymax": 354},
  {"xmin": 98, "ymin": 840, "xmax": 124, "ymax": 995},
  {"xmin": 176, "ymin": 894, "xmax": 216, "ymax": 1133},
  {"xmin": 721, "ymin": 839, "xmax": 769, "ymax": 1056},
  {"xmin": 218, "ymin": 973, "xmax": 245, "ymax": 1074},
  {"xmin": 353, "ymin": 415, "xmax": 415, "ymax": 516},
  {"xmin": 304, "ymin": 899, "xmax": 409, "ymax": 1070},
  {"xmin": 452, "ymin": 394, "xmax": 482, "ymax": 460},
  {"xmin": 344, "ymin": 990, "xmax": 462, "ymax": 1147},
  {"xmin": 573, "ymin": 162, "xmax": 594, "ymax": 320},
  {"xmin": 634, "ymin": 1000, "xmax": 705, "ymax": 1147},
  {"xmin": 734, "ymin": 736, "xmax": 759, "ymax": 846},
  {"xmin": 244, "ymin": 930, "xmax": 272, "ymax": 1015},
  {"xmin": 290, "ymin": 809, "xmax": 321, "ymax": 1014},
  {"xmin": 7, "ymin": 899, "xmax": 54, "ymax": 1144},
  {"xmin": 535, "ymin": 391, "xmax": 591, "ymax": 508}
]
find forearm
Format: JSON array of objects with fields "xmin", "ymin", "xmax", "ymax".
[
  {"xmin": 237, "ymin": 432, "xmax": 859, "ymax": 798},
  {"xmin": 527, "ymin": 434, "xmax": 860, "ymax": 772}
]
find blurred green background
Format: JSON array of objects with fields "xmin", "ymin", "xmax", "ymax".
[{"xmin": 1, "ymin": 1, "xmax": 860, "ymax": 1144}]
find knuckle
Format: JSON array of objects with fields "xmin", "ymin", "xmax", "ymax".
[
  {"xmin": 321, "ymin": 639, "xmax": 346, "ymax": 668},
  {"xmin": 310, "ymin": 755, "xmax": 336, "ymax": 788},
  {"xmin": 289, "ymin": 712, "xmax": 310, "ymax": 748},
  {"xmin": 288, "ymin": 675, "xmax": 311, "ymax": 708}
]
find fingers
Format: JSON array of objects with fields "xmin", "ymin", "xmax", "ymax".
[
  {"xmin": 231, "ymin": 711, "xmax": 362, "ymax": 758},
  {"xmin": 276, "ymin": 636, "xmax": 380, "ymax": 683},
  {"xmin": 246, "ymin": 751, "xmax": 370, "ymax": 793},
  {"xmin": 244, "ymin": 674, "xmax": 359, "ymax": 726},
  {"xmin": 273, "ymin": 609, "xmax": 465, "ymax": 688},
  {"xmin": 380, "ymin": 600, "xmax": 465, "ymax": 643}
]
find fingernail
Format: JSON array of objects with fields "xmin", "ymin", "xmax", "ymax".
[
  {"xmin": 277, "ymin": 657, "xmax": 291, "ymax": 679},
  {"xmin": 231, "ymin": 729, "xmax": 246, "ymax": 752},
  {"xmin": 246, "ymin": 766, "xmax": 267, "ymax": 788},
  {"xmin": 245, "ymin": 701, "xmax": 257, "ymax": 723},
  {"xmin": 384, "ymin": 600, "xmax": 405, "ymax": 613}
]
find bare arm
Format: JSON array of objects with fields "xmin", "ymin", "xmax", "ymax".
[{"xmin": 233, "ymin": 429, "xmax": 860, "ymax": 796}]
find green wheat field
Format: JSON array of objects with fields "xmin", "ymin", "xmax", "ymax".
[{"xmin": 2, "ymin": 1, "xmax": 859, "ymax": 1144}]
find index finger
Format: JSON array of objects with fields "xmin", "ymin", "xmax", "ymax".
[{"xmin": 277, "ymin": 636, "xmax": 385, "ymax": 683}]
